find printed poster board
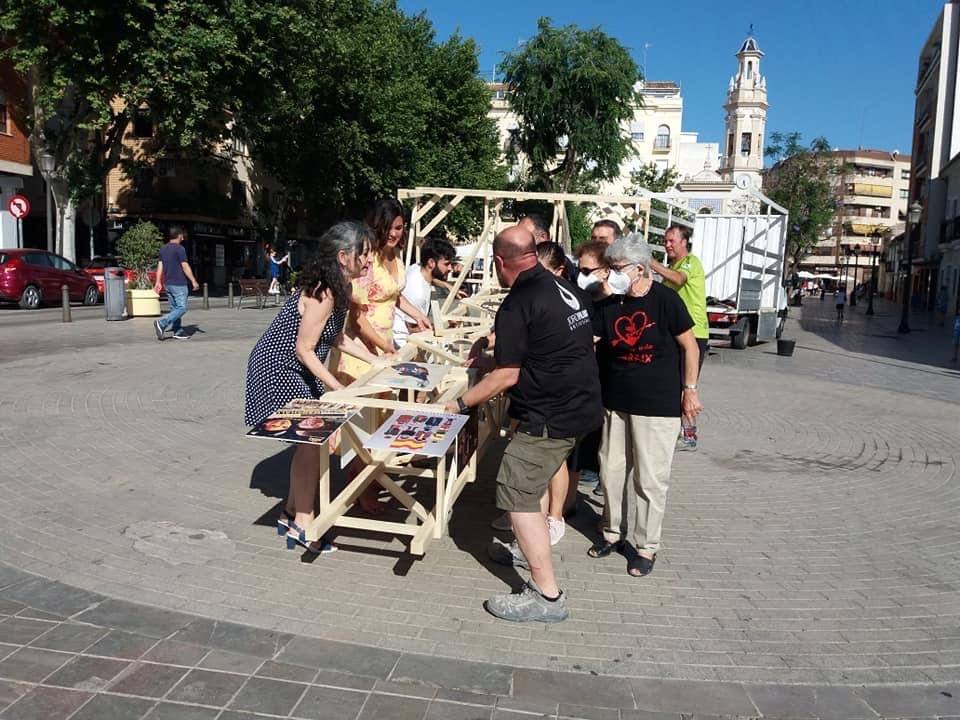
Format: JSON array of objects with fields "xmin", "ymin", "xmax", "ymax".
[
  {"xmin": 247, "ymin": 399, "xmax": 358, "ymax": 446},
  {"xmin": 364, "ymin": 410, "xmax": 469, "ymax": 457},
  {"xmin": 368, "ymin": 361, "xmax": 450, "ymax": 392}
]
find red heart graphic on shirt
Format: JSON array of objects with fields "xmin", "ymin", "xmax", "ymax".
[{"xmin": 612, "ymin": 310, "xmax": 656, "ymax": 347}]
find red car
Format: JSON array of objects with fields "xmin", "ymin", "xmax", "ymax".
[
  {"xmin": 83, "ymin": 256, "xmax": 157, "ymax": 296},
  {"xmin": 0, "ymin": 249, "xmax": 100, "ymax": 309}
]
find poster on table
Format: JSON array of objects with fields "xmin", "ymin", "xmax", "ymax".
[
  {"xmin": 364, "ymin": 410, "xmax": 470, "ymax": 457},
  {"xmin": 247, "ymin": 399, "xmax": 358, "ymax": 446},
  {"xmin": 368, "ymin": 361, "xmax": 449, "ymax": 392}
]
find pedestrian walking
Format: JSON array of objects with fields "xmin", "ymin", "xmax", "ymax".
[
  {"xmin": 835, "ymin": 285, "xmax": 847, "ymax": 322},
  {"xmin": 445, "ymin": 225, "xmax": 601, "ymax": 622},
  {"xmin": 590, "ymin": 235, "xmax": 703, "ymax": 577},
  {"xmin": 244, "ymin": 221, "xmax": 383, "ymax": 554},
  {"xmin": 153, "ymin": 225, "xmax": 199, "ymax": 341}
]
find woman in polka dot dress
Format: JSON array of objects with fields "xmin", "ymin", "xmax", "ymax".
[{"xmin": 245, "ymin": 221, "xmax": 381, "ymax": 554}]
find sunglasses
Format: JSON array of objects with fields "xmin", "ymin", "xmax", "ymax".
[{"xmin": 578, "ymin": 266, "xmax": 602, "ymax": 275}]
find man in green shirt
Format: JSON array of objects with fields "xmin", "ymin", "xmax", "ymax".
[{"xmin": 650, "ymin": 224, "xmax": 709, "ymax": 450}]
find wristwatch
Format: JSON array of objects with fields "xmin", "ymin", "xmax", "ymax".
[
  {"xmin": 682, "ymin": 384, "xmax": 698, "ymax": 390},
  {"xmin": 457, "ymin": 397, "xmax": 469, "ymax": 413}
]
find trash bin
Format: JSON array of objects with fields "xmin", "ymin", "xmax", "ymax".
[
  {"xmin": 776, "ymin": 338, "xmax": 796, "ymax": 357},
  {"xmin": 104, "ymin": 267, "xmax": 128, "ymax": 321}
]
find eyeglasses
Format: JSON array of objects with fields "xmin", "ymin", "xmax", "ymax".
[{"xmin": 608, "ymin": 263, "xmax": 635, "ymax": 272}]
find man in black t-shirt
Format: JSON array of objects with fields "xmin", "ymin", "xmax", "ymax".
[{"xmin": 446, "ymin": 225, "xmax": 601, "ymax": 623}]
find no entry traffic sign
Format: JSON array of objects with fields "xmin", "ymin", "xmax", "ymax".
[{"xmin": 7, "ymin": 194, "xmax": 30, "ymax": 219}]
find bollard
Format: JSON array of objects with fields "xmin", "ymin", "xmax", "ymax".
[
  {"xmin": 227, "ymin": 282, "xmax": 234, "ymax": 308},
  {"xmin": 61, "ymin": 284, "xmax": 72, "ymax": 323},
  {"xmin": 202, "ymin": 282, "xmax": 210, "ymax": 310}
]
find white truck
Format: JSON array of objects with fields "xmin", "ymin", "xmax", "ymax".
[{"xmin": 693, "ymin": 210, "xmax": 788, "ymax": 348}]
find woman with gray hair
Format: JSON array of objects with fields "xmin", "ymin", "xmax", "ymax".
[{"xmin": 588, "ymin": 233, "xmax": 703, "ymax": 576}]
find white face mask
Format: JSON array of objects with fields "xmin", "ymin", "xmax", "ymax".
[
  {"xmin": 607, "ymin": 267, "xmax": 634, "ymax": 295},
  {"xmin": 576, "ymin": 272, "xmax": 601, "ymax": 292}
]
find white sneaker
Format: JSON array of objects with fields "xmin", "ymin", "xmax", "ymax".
[
  {"xmin": 490, "ymin": 512, "xmax": 512, "ymax": 531},
  {"xmin": 547, "ymin": 516, "xmax": 565, "ymax": 546}
]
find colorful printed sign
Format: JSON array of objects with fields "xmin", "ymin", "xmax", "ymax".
[
  {"xmin": 364, "ymin": 410, "xmax": 470, "ymax": 457},
  {"xmin": 247, "ymin": 400, "xmax": 357, "ymax": 446},
  {"xmin": 368, "ymin": 362, "xmax": 449, "ymax": 392}
]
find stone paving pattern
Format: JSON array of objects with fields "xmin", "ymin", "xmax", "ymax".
[{"xmin": 0, "ymin": 296, "xmax": 957, "ymax": 718}]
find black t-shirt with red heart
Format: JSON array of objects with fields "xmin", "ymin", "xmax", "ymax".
[{"xmin": 592, "ymin": 283, "xmax": 694, "ymax": 417}]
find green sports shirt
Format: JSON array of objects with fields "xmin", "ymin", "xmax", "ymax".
[{"xmin": 663, "ymin": 253, "xmax": 709, "ymax": 340}]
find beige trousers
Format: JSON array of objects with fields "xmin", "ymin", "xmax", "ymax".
[{"xmin": 598, "ymin": 409, "xmax": 680, "ymax": 554}]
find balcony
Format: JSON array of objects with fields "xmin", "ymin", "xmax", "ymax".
[
  {"xmin": 941, "ymin": 217, "xmax": 960, "ymax": 243},
  {"xmin": 653, "ymin": 136, "xmax": 671, "ymax": 152},
  {"xmin": 845, "ymin": 182, "xmax": 893, "ymax": 199}
]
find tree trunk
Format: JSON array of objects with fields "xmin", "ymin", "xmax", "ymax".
[{"xmin": 49, "ymin": 177, "xmax": 77, "ymax": 262}]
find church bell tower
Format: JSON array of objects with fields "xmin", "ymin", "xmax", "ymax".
[{"xmin": 720, "ymin": 33, "xmax": 768, "ymax": 189}]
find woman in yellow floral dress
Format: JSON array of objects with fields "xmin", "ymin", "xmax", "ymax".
[
  {"xmin": 337, "ymin": 198, "xmax": 432, "ymax": 382},
  {"xmin": 337, "ymin": 199, "xmax": 432, "ymax": 514}
]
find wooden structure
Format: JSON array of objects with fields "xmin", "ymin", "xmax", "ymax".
[{"xmin": 297, "ymin": 185, "xmax": 774, "ymax": 556}]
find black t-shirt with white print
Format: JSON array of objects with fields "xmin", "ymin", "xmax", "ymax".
[
  {"xmin": 494, "ymin": 264, "xmax": 602, "ymax": 439},
  {"xmin": 592, "ymin": 283, "xmax": 694, "ymax": 417}
]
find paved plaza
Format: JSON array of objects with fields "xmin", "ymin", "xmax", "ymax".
[{"xmin": 0, "ymin": 295, "xmax": 958, "ymax": 719}]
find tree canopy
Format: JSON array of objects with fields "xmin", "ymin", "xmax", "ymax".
[
  {"xmin": 763, "ymin": 131, "xmax": 842, "ymax": 269},
  {"xmin": 0, "ymin": 0, "xmax": 505, "ymax": 248},
  {"xmin": 499, "ymin": 17, "xmax": 640, "ymax": 193}
]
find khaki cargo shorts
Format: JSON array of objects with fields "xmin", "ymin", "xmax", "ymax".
[{"xmin": 495, "ymin": 430, "xmax": 577, "ymax": 513}]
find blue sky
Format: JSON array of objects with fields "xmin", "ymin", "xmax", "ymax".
[{"xmin": 398, "ymin": 0, "xmax": 943, "ymax": 158}]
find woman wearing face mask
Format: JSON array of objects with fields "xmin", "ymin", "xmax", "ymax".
[
  {"xmin": 589, "ymin": 234, "xmax": 703, "ymax": 577},
  {"xmin": 574, "ymin": 241, "xmax": 612, "ymax": 299}
]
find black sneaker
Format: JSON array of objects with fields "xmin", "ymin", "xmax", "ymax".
[
  {"xmin": 154, "ymin": 320, "xmax": 164, "ymax": 340},
  {"xmin": 171, "ymin": 332, "xmax": 190, "ymax": 340}
]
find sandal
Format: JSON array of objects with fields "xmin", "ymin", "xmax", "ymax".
[
  {"xmin": 628, "ymin": 553, "xmax": 656, "ymax": 577},
  {"xmin": 276, "ymin": 508, "xmax": 295, "ymax": 536},
  {"xmin": 587, "ymin": 539, "xmax": 623, "ymax": 558}
]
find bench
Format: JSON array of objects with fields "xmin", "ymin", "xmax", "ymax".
[{"xmin": 237, "ymin": 278, "xmax": 285, "ymax": 309}]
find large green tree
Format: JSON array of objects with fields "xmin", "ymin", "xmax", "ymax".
[
  {"xmin": 763, "ymin": 131, "xmax": 842, "ymax": 270},
  {"xmin": 0, "ymin": 0, "xmax": 308, "ymax": 259},
  {"xmin": 241, "ymin": 2, "xmax": 504, "ymax": 236},
  {"xmin": 499, "ymin": 17, "xmax": 640, "ymax": 193}
]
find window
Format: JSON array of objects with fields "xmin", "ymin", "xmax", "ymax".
[
  {"xmin": 740, "ymin": 132, "xmax": 752, "ymax": 156},
  {"xmin": 901, "ymin": 169, "xmax": 910, "ymax": 180},
  {"xmin": 746, "ymin": 61, "xmax": 753, "ymax": 80},
  {"xmin": 630, "ymin": 121, "xmax": 645, "ymax": 142},
  {"xmin": 0, "ymin": 90, "xmax": 7, "ymax": 134},
  {"xmin": 25, "ymin": 252, "xmax": 52, "ymax": 267},
  {"xmin": 654, "ymin": 125, "xmax": 670, "ymax": 149},
  {"xmin": 50, "ymin": 255, "xmax": 78, "ymax": 272},
  {"xmin": 233, "ymin": 180, "xmax": 247, "ymax": 208},
  {"xmin": 726, "ymin": 133, "xmax": 734, "ymax": 160},
  {"xmin": 655, "ymin": 158, "xmax": 669, "ymax": 172},
  {"xmin": 133, "ymin": 168, "xmax": 154, "ymax": 197},
  {"xmin": 132, "ymin": 109, "xmax": 153, "ymax": 138},
  {"xmin": 900, "ymin": 189, "xmax": 909, "ymax": 199}
]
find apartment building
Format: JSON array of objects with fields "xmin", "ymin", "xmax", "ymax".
[
  {"xmin": 912, "ymin": 1, "xmax": 960, "ymax": 315},
  {"xmin": 103, "ymin": 104, "xmax": 287, "ymax": 288},
  {"xmin": 0, "ymin": 60, "xmax": 35, "ymax": 250},
  {"xmin": 801, "ymin": 149, "xmax": 911, "ymax": 293}
]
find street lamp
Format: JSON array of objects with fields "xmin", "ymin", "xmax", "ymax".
[
  {"xmin": 865, "ymin": 229, "xmax": 881, "ymax": 316},
  {"xmin": 849, "ymin": 244, "xmax": 861, "ymax": 307},
  {"xmin": 38, "ymin": 150, "xmax": 56, "ymax": 254},
  {"xmin": 898, "ymin": 200, "xmax": 923, "ymax": 334}
]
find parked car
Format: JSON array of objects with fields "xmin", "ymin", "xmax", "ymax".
[
  {"xmin": 83, "ymin": 256, "xmax": 157, "ymax": 295},
  {"xmin": 0, "ymin": 249, "xmax": 100, "ymax": 309}
]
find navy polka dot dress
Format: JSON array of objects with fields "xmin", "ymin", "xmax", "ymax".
[{"xmin": 244, "ymin": 292, "xmax": 347, "ymax": 426}]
